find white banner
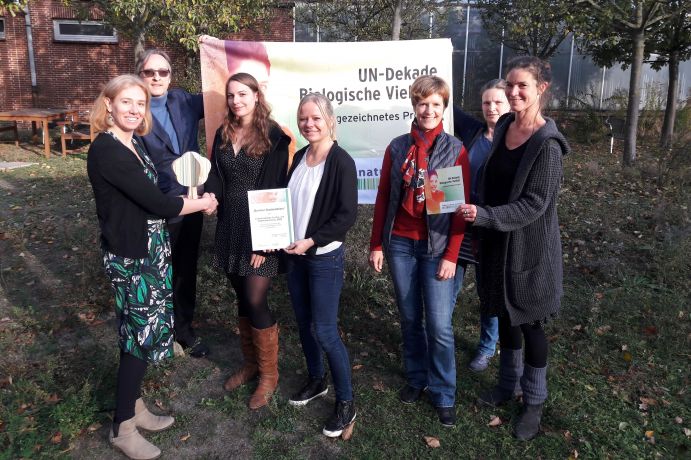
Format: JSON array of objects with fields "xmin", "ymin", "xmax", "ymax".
[{"xmin": 200, "ymin": 38, "xmax": 454, "ymax": 203}]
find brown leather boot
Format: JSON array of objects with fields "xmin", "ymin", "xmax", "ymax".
[
  {"xmin": 109, "ymin": 417, "xmax": 161, "ymax": 460},
  {"xmin": 134, "ymin": 398, "xmax": 174, "ymax": 432},
  {"xmin": 248, "ymin": 323, "xmax": 279, "ymax": 409},
  {"xmin": 224, "ymin": 317, "xmax": 258, "ymax": 391}
]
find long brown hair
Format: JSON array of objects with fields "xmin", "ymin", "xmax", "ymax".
[{"xmin": 220, "ymin": 73, "xmax": 272, "ymax": 157}]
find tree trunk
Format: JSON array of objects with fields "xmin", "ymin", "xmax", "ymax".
[
  {"xmin": 623, "ymin": 28, "xmax": 645, "ymax": 166},
  {"xmin": 133, "ymin": 30, "xmax": 146, "ymax": 66},
  {"xmin": 660, "ymin": 51, "xmax": 680, "ymax": 148},
  {"xmin": 391, "ymin": 0, "xmax": 402, "ymax": 40}
]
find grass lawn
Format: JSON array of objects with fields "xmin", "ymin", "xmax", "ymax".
[{"xmin": 0, "ymin": 129, "xmax": 689, "ymax": 459}]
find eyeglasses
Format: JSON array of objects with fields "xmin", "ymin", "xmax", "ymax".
[{"xmin": 139, "ymin": 68, "xmax": 171, "ymax": 78}]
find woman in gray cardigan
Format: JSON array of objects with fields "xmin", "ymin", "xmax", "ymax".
[{"xmin": 458, "ymin": 56, "xmax": 569, "ymax": 441}]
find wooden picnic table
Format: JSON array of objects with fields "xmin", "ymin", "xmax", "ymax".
[{"xmin": 0, "ymin": 108, "xmax": 79, "ymax": 158}]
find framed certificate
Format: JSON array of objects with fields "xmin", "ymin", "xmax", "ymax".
[
  {"xmin": 247, "ymin": 188, "xmax": 294, "ymax": 251},
  {"xmin": 425, "ymin": 165, "xmax": 465, "ymax": 215}
]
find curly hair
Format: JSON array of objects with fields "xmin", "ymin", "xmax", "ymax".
[
  {"xmin": 90, "ymin": 74, "xmax": 152, "ymax": 136},
  {"xmin": 220, "ymin": 73, "xmax": 273, "ymax": 157}
]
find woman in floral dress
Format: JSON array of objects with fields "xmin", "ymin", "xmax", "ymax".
[{"xmin": 87, "ymin": 74, "xmax": 217, "ymax": 460}]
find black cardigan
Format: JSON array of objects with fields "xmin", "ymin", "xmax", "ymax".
[
  {"xmin": 287, "ymin": 142, "xmax": 358, "ymax": 255},
  {"xmin": 205, "ymin": 121, "xmax": 291, "ymax": 218},
  {"xmin": 87, "ymin": 133, "xmax": 184, "ymax": 258}
]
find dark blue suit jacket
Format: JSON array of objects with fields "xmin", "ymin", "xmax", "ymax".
[{"xmin": 138, "ymin": 88, "xmax": 204, "ymax": 198}]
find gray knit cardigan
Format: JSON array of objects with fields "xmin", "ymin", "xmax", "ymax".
[{"xmin": 474, "ymin": 114, "xmax": 570, "ymax": 326}]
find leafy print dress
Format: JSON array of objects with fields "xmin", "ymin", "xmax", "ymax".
[{"xmin": 102, "ymin": 134, "xmax": 175, "ymax": 363}]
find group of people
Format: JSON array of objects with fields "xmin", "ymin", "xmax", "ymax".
[{"xmin": 87, "ymin": 47, "xmax": 568, "ymax": 460}]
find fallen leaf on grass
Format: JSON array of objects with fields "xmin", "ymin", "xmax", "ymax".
[
  {"xmin": 180, "ymin": 433, "xmax": 191, "ymax": 442},
  {"xmin": 341, "ymin": 422, "xmax": 355, "ymax": 441},
  {"xmin": 683, "ymin": 427, "xmax": 691, "ymax": 437},
  {"xmin": 639, "ymin": 397, "xmax": 657, "ymax": 411},
  {"xmin": 595, "ymin": 325, "xmax": 611, "ymax": 335},
  {"xmin": 155, "ymin": 400, "xmax": 164, "ymax": 410},
  {"xmin": 619, "ymin": 422, "xmax": 628, "ymax": 430},
  {"xmin": 372, "ymin": 380, "xmax": 386, "ymax": 391},
  {"xmin": 488, "ymin": 415, "xmax": 503, "ymax": 427},
  {"xmin": 642, "ymin": 326, "xmax": 658, "ymax": 336},
  {"xmin": 87, "ymin": 422, "xmax": 101, "ymax": 432},
  {"xmin": 622, "ymin": 351, "xmax": 633, "ymax": 362},
  {"xmin": 572, "ymin": 324, "xmax": 582, "ymax": 331},
  {"xmin": 644, "ymin": 430, "xmax": 655, "ymax": 444},
  {"xmin": 423, "ymin": 435, "xmax": 440, "ymax": 448},
  {"xmin": 352, "ymin": 364, "xmax": 364, "ymax": 371},
  {"xmin": 568, "ymin": 449, "xmax": 579, "ymax": 460},
  {"xmin": 0, "ymin": 376, "xmax": 12, "ymax": 387},
  {"xmin": 51, "ymin": 432, "xmax": 62, "ymax": 444},
  {"xmin": 45, "ymin": 394, "xmax": 60, "ymax": 404},
  {"xmin": 675, "ymin": 416, "xmax": 683, "ymax": 424},
  {"xmin": 563, "ymin": 430, "xmax": 572, "ymax": 441}
]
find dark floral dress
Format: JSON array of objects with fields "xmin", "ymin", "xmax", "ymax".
[{"xmin": 102, "ymin": 133, "xmax": 175, "ymax": 363}]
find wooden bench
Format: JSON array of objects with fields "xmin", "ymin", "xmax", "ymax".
[
  {"xmin": 57, "ymin": 118, "xmax": 95, "ymax": 157},
  {"xmin": 0, "ymin": 121, "xmax": 19, "ymax": 146}
]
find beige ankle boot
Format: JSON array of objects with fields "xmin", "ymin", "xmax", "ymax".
[
  {"xmin": 109, "ymin": 417, "xmax": 161, "ymax": 460},
  {"xmin": 134, "ymin": 398, "xmax": 175, "ymax": 432}
]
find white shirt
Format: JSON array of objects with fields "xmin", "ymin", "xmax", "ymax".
[{"xmin": 288, "ymin": 153, "xmax": 342, "ymax": 254}]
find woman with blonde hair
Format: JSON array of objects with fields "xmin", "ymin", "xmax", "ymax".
[
  {"xmin": 87, "ymin": 74, "xmax": 217, "ymax": 459},
  {"xmin": 284, "ymin": 92, "xmax": 358, "ymax": 438},
  {"xmin": 205, "ymin": 72, "xmax": 291, "ymax": 409}
]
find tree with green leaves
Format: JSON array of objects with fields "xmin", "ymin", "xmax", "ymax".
[
  {"xmin": 648, "ymin": 1, "xmax": 691, "ymax": 148},
  {"xmin": 295, "ymin": 0, "xmax": 453, "ymax": 42},
  {"xmin": 64, "ymin": 0, "xmax": 273, "ymax": 62},
  {"xmin": 475, "ymin": 0, "xmax": 575, "ymax": 59},
  {"xmin": 0, "ymin": 0, "xmax": 28, "ymax": 16},
  {"xmin": 574, "ymin": 0, "xmax": 670, "ymax": 166}
]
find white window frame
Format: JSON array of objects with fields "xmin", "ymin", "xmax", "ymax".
[
  {"xmin": 53, "ymin": 19, "xmax": 118, "ymax": 43},
  {"xmin": 0, "ymin": 18, "xmax": 6, "ymax": 40}
]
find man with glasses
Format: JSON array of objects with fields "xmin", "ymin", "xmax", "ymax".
[{"xmin": 135, "ymin": 49, "xmax": 209, "ymax": 358}]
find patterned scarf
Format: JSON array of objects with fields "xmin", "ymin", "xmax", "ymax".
[{"xmin": 400, "ymin": 120, "xmax": 444, "ymax": 217}]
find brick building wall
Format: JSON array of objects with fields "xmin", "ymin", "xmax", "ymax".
[{"xmin": 0, "ymin": 1, "xmax": 294, "ymax": 114}]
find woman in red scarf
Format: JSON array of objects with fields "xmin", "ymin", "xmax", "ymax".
[{"xmin": 369, "ymin": 75, "xmax": 470, "ymax": 427}]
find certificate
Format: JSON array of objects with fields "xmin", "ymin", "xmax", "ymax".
[
  {"xmin": 425, "ymin": 165, "xmax": 465, "ymax": 215},
  {"xmin": 248, "ymin": 188, "xmax": 294, "ymax": 251}
]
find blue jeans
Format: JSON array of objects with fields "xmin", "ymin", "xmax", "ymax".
[
  {"xmin": 386, "ymin": 235, "xmax": 457, "ymax": 407},
  {"xmin": 287, "ymin": 246, "xmax": 353, "ymax": 401},
  {"xmin": 453, "ymin": 263, "xmax": 499, "ymax": 357}
]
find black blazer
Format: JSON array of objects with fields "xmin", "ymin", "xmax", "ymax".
[
  {"xmin": 87, "ymin": 133, "xmax": 183, "ymax": 258},
  {"xmin": 287, "ymin": 142, "xmax": 358, "ymax": 255},
  {"xmin": 138, "ymin": 88, "xmax": 204, "ymax": 197}
]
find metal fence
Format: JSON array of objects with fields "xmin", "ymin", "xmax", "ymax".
[{"xmin": 294, "ymin": 3, "xmax": 691, "ymax": 112}]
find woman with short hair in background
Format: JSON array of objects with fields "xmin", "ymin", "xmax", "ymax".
[
  {"xmin": 284, "ymin": 92, "xmax": 358, "ymax": 438},
  {"xmin": 87, "ymin": 74, "xmax": 216, "ymax": 459},
  {"xmin": 369, "ymin": 75, "xmax": 470, "ymax": 427},
  {"xmin": 458, "ymin": 56, "xmax": 569, "ymax": 440}
]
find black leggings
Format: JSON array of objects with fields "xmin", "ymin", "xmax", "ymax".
[
  {"xmin": 113, "ymin": 351, "xmax": 148, "ymax": 426},
  {"xmin": 228, "ymin": 274, "xmax": 274, "ymax": 329},
  {"xmin": 498, "ymin": 314, "xmax": 548, "ymax": 368}
]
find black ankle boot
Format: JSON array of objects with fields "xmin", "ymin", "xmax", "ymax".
[{"xmin": 513, "ymin": 403, "xmax": 543, "ymax": 441}]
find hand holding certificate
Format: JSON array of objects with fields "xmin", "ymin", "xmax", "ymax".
[
  {"xmin": 248, "ymin": 188, "xmax": 294, "ymax": 251},
  {"xmin": 425, "ymin": 166, "xmax": 466, "ymax": 214}
]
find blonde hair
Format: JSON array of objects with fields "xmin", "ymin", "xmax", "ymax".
[
  {"xmin": 90, "ymin": 74, "xmax": 152, "ymax": 136},
  {"xmin": 297, "ymin": 92, "xmax": 336, "ymax": 140},
  {"xmin": 410, "ymin": 75, "xmax": 450, "ymax": 108}
]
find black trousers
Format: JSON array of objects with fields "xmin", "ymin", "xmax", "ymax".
[{"xmin": 167, "ymin": 212, "xmax": 203, "ymax": 346}]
